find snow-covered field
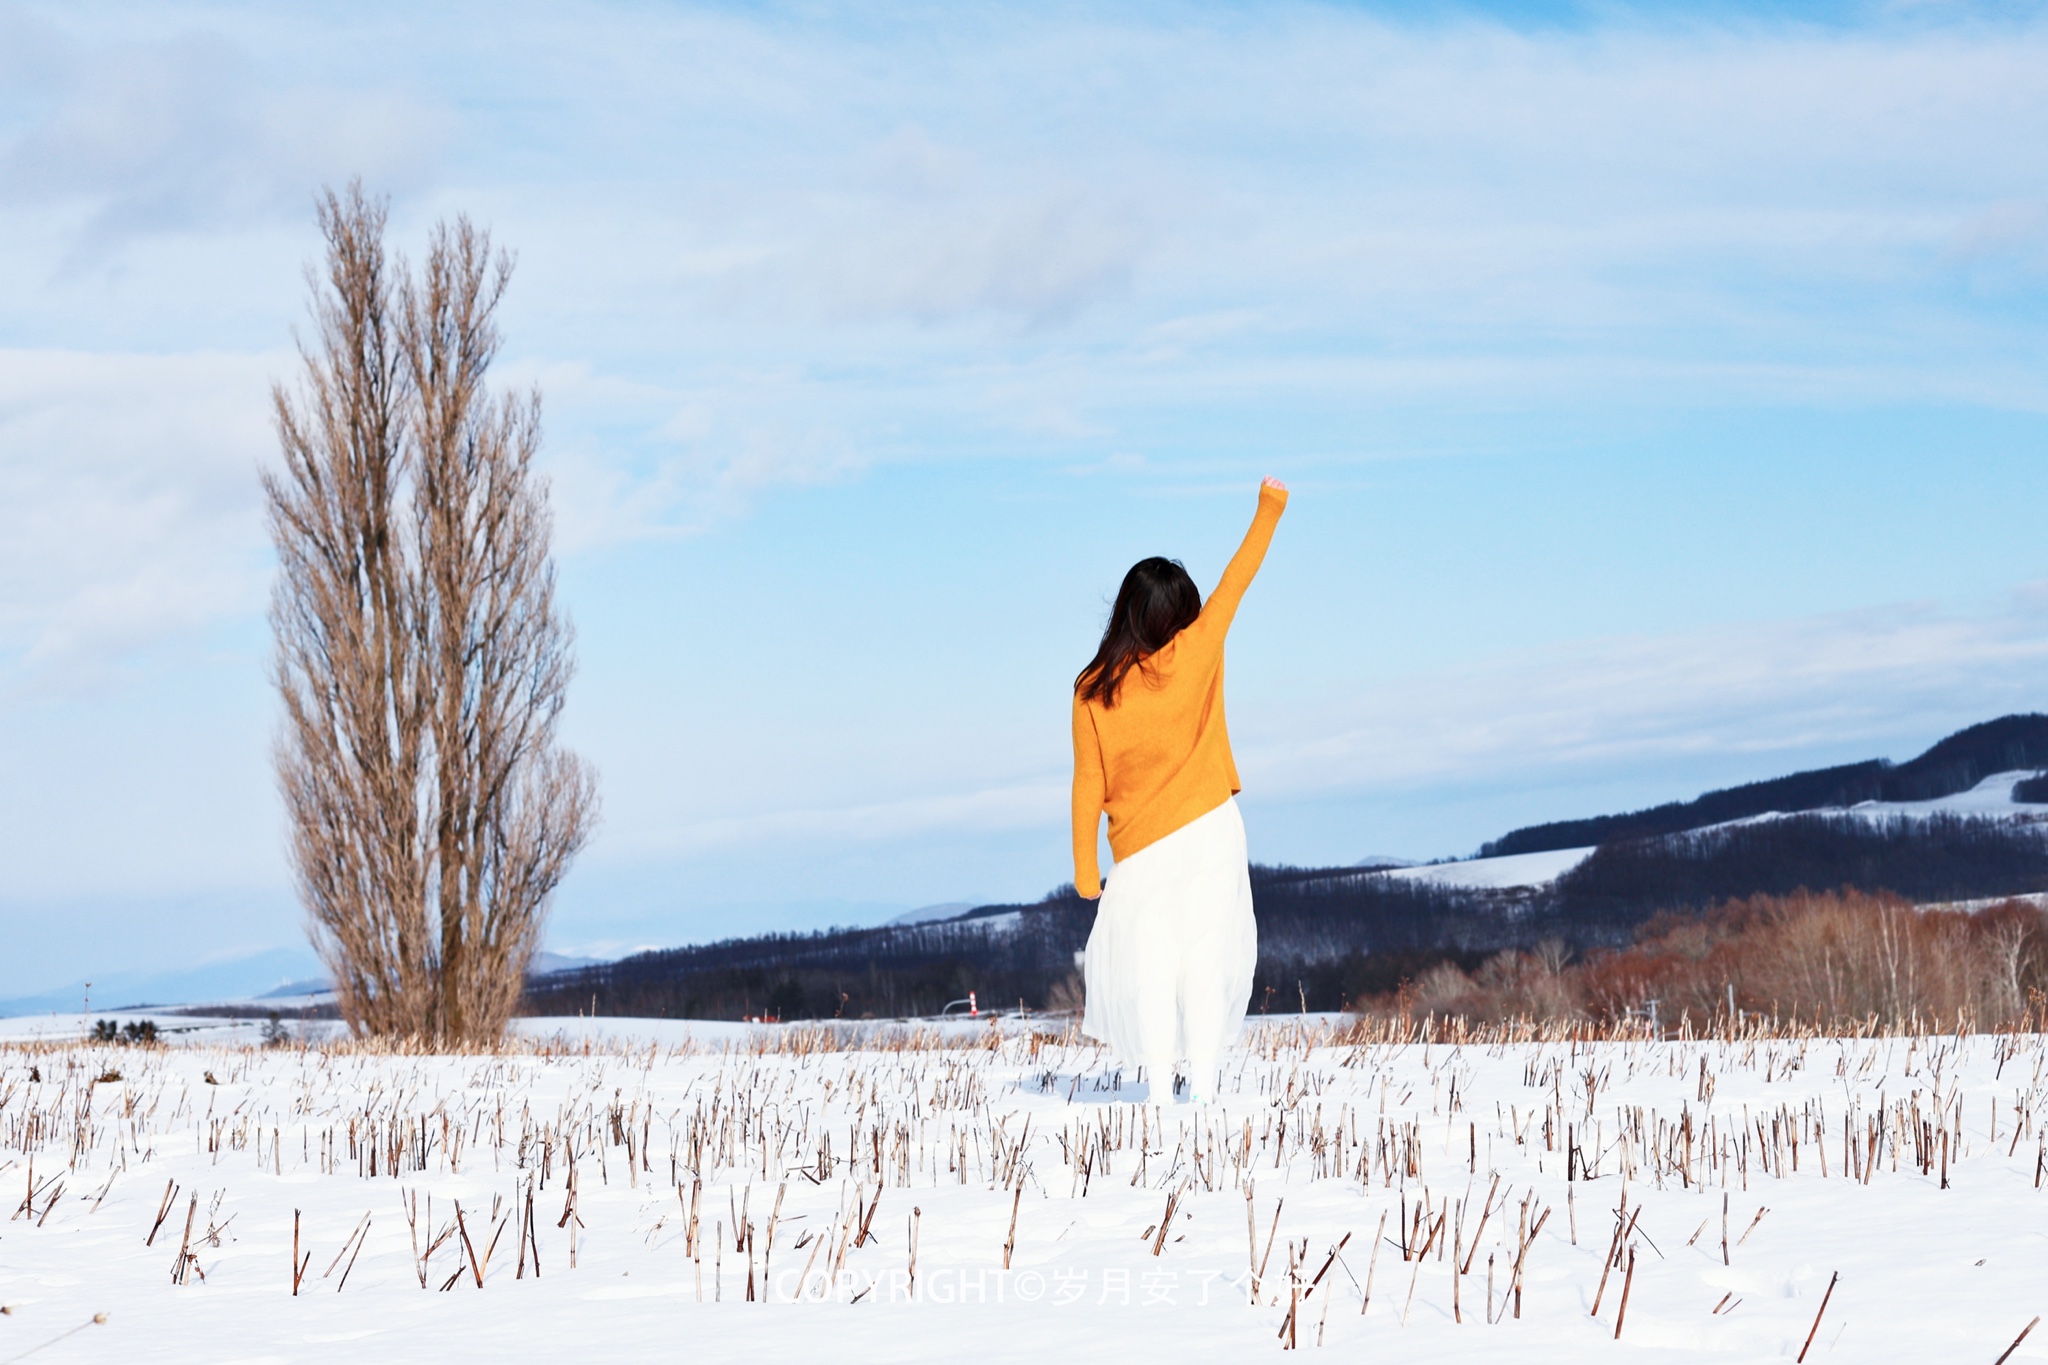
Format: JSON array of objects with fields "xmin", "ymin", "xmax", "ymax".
[{"xmin": 3, "ymin": 1019, "xmax": 2045, "ymax": 1363}]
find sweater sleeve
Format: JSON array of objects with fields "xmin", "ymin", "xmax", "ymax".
[
  {"xmin": 1071, "ymin": 693, "xmax": 1106, "ymax": 899},
  {"xmin": 1190, "ymin": 481, "xmax": 1287, "ymax": 643}
]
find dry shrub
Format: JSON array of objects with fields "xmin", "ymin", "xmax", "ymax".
[
  {"xmin": 1406, "ymin": 938, "xmax": 1582, "ymax": 1022},
  {"xmin": 1599, "ymin": 890, "xmax": 2048, "ymax": 1030},
  {"xmin": 1356, "ymin": 890, "xmax": 2048, "ymax": 1032},
  {"xmin": 1044, "ymin": 970, "xmax": 1086, "ymax": 1016}
]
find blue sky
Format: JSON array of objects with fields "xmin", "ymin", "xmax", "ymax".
[{"xmin": 2, "ymin": 0, "xmax": 2046, "ymax": 997}]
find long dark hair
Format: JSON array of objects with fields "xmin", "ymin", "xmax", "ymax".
[{"xmin": 1075, "ymin": 556, "xmax": 1201, "ymax": 707}]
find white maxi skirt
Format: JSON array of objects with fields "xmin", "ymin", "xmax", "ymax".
[{"xmin": 1081, "ymin": 796, "xmax": 1257, "ymax": 1099}]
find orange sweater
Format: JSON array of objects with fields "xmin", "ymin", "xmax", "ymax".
[{"xmin": 1070, "ymin": 482, "xmax": 1287, "ymax": 899}]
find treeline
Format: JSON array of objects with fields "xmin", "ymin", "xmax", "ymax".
[
  {"xmin": 1249, "ymin": 813, "xmax": 2048, "ymax": 1016},
  {"xmin": 1548, "ymin": 812, "xmax": 2048, "ymax": 931},
  {"xmin": 523, "ymin": 874, "xmax": 1532, "ymax": 1024},
  {"xmin": 1241, "ymin": 867, "xmax": 1563, "ymax": 1020},
  {"xmin": 1482, "ymin": 713, "xmax": 2048, "ymax": 857},
  {"xmin": 1366, "ymin": 888, "xmax": 2048, "ymax": 1032},
  {"xmin": 523, "ymin": 904, "xmax": 1096, "ymax": 1022},
  {"xmin": 528, "ymin": 810, "xmax": 2048, "ymax": 1022}
]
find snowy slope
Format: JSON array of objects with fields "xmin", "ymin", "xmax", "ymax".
[
  {"xmin": 1687, "ymin": 769, "xmax": 2048, "ymax": 834},
  {"xmin": 1380, "ymin": 846, "xmax": 1596, "ymax": 891},
  {"xmin": 888, "ymin": 901, "xmax": 980, "ymax": 926},
  {"xmin": 1382, "ymin": 770, "xmax": 2048, "ymax": 894},
  {"xmin": 1812, "ymin": 768, "xmax": 2042, "ymax": 821}
]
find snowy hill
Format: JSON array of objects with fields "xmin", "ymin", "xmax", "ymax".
[
  {"xmin": 887, "ymin": 901, "xmax": 979, "ymax": 926},
  {"xmin": 1380, "ymin": 845, "xmax": 1597, "ymax": 891},
  {"xmin": 1482, "ymin": 712, "xmax": 2048, "ymax": 857},
  {"xmin": 1397, "ymin": 767, "xmax": 2048, "ymax": 893}
]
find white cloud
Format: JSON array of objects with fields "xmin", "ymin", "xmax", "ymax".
[
  {"xmin": 1237, "ymin": 594, "xmax": 2048, "ymax": 801},
  {"xmin": 0, "ymin": 9, "xmax": 445, "ymax": 260},
  {"xmin": 575, "ymin": 591, "xmax": 2048, "ymax": 866},
  {"xmin": 0, "ymin": 347, "xmax": 276, "ymax": 683},
  {"xmin": 433, "ymin": 2, "xmax": 2048, "ymax": 444},
  {"xmin": 660, "ymin": 779, "xmax": 1068, "ymax": 855},
  {"xmin": 506, "ymin": 359, "xmax": 872, "ymax": 552},
  {"xmin": 803, "ymin": 182, "xmax": 1146, "ymax": 328},
  {"xmin": 1949, "ymin": 199, "xmax": 2048, "ymax": 286}
]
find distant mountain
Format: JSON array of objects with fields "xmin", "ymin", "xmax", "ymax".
[
  {"xmin": 529, "ymin": 712, "xmax": 2048, "ymax": 1022},
  {"xmin": 1, "ymin": 946, "xmax": 616, "ymax": 1019},
  {"xmin": 1480, "ymin": 714, "xmax": 2048, "ymax": 857},
  {"xmin": 0, "ymin": 946, "xmax": 325, "ymax": 1018},
  {"xmin": 529, "ymin": 950, "xmax": 605, "ymax": 977},
  {"xmin": 220, "ymin": 949, "xmax": 606, "ymax": 1003}
]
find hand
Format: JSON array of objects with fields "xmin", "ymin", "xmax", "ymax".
[{"xmin": 1262, "ymin": 475, "xmax": 1287, "ymax": 493}]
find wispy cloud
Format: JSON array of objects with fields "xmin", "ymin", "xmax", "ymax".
[
  {"xmin": 0, "ymin": 8, "xmax": 445, "ymax": 261},
  {"xmin": 659, "ymin": 779, "xmax": 1068, "ymax": 855},
  {"xmin": 1238, "ymin": 592, "xmax": 2048, "ymax": 802},
  {"xmin": 586, "ymin": 591, "xmax": 2048, "ymax": 863},
  {"xmin": 779, "ymin": 126, "xmax": 1148, "ymax": 328},
  {"xmin": 0, "ymin": 347, "xmax": 275, "ymax": 686},
  {"xmin": 5, "ymin": 1, "xmax": 2046, "ymax": 591}
]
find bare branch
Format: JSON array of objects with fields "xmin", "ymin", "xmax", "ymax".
[{"xmin": 266, "ymin": 185, "xmax": 595, "ymax": 1045}]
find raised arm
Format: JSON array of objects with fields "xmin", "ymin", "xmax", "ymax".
[
  {"xmin": 1071, "ymin": 693, "xmax": 1107, "ymax": 899},
  {"xmin": 1191, "ymin": 477, "xmax": 1288, "ymax": 641}
]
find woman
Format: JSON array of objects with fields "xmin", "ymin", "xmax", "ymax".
[{"xmin": 1071, "ymin": 476, "xmax": 1287, "ymax": 1105}]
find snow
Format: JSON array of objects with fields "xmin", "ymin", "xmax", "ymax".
[
  {"xmin": 0, "ymin": 1012, "xmax": 1020, "ymax": 1049},
  {"xmin": 1381, "ymin": 845, "xmax": 1596, "ymax": 890},
  {"xmin": 0, "ymin": 1012, "xmax": 332, "ymax": 1048},
  {"xmin": 1824, "ymin": 769, "xmax": 2045, "ymax": 822},
  {"xmin": 888, "ymin": 902, "xmax": 978, "ymax": 926},
  {"xmin": 4, "ymin": 1019, "xmax": 2046, "ymax": 1363},
  {"xmin": 1373, "ymin": 770, "xmax": 2048, "ymax": 895},
  {"xmin": 1691, "ymin": 770, "xmax": 2046, "ymax": 835}
]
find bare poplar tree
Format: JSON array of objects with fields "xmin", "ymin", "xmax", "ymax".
[{"xmin": 266, "ymin": 183, "xmax": 597, "ymax": 1044}]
